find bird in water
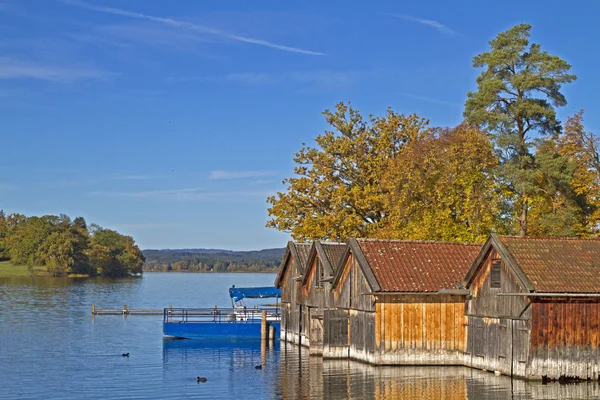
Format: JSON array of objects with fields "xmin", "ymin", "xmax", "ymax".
[
  {"xmin": 122, "ymin": 353, "xmax": 129, "ymax": 357},
  {"xmin": 255, "ymin": 365, "xmax": 262, "ymax": 370},
  {"xmin": 197, "ymin": 377, "xmax": 207, "ymax": 383}
]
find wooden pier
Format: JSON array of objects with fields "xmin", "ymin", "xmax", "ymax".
[{"xmin": 91, "ymin": 304, "xmax": 169, "ymax": 316}]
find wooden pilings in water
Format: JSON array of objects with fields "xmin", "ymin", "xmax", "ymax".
[
  {"xmin": 260, "ymin": 310, "xmax": 276, "ymax": 342},
  {"xmin": 261, "ymin": 310, "xmax": 267, "ymax": 340}
]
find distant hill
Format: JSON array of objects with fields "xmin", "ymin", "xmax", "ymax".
[{"xmin": 142, "ymin": 247, "xmax": 286, "ymax": 273}]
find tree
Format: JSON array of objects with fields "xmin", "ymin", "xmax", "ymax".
[
  {"xmin": 89, "ymin": 228, "xmax": 145, "ymax": 277},
  {"xmin": 380, "ymin": 123, "xmax": 503, "ymax": 242},
  {"xmin": 38, "ymin": 220, "xmax": 92, "ymax": 276},
  {"xmin": 7, "ymin": 216, "xmax": 56, "ymax": 266},
  {"xmin": 527, "ymin": 139, "xmax": 583, "ymax": 237},
  {"xmin": 266, "ymin": 102, "xmax": 429, "ymax": 241},
  {"xmin": 464, "ymin": 24, "xmax": 576, "ymax": 236},
  {"xmin": 0, "ymin": 210, "xmax": 8, "ymax": 260},
  {"xmin": 532, "ymin": 111, "xmax": 600, "ymax": 236}
]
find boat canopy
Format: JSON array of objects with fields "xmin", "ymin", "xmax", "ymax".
[{"xmin": 229, "ymin": 286, "xmax": 281, "ymax": 302}]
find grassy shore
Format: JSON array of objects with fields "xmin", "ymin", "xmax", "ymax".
[{"xmin": 0, "ymin": 260, "xmax": 49, "ymax": 277}]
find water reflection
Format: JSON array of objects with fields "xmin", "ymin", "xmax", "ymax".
[
  {"xmin": 3, "ymin": 273, "xmax": 600, "ymax": 399},
  {"xmin": 278, "ymin": 343, "xmax": 600, "ymax": 400}
]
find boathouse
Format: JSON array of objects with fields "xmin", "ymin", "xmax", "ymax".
[
  {"xmin": 274, "ymin": 241, "xmax": 311, "ymax": 344},
  {"xmin": 300, "ymin": 242, "xmax": 346, "ymax": 355},
  {"xmin": 463, "ymin": 234, "xmax": 600, "ymax": 380},
  {"xmin": 326, "ymin": 238, "xmax": 480, "ymax": 364}
]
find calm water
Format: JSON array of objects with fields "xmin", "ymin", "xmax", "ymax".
[{"xmin": 1, "ymin": 273, "xmax": 599, "ymax": 399}]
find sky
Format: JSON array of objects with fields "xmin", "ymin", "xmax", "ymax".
[{"xmin": 1, "ymin": 0, "xmax": 599, "ymax": 250}]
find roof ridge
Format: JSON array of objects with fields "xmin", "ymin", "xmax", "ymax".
[
  {"xmin": 499, "ymin": 235, "xmax": 600, "ymax": 241},
  {"xmin": 356, "ymin": 238, "xmax": 482, "ymax": 246}
]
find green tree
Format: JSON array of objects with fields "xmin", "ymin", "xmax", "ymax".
[
  {"xmin": 89, "ymin": 228, "xmax": 145, "ymax": 277},
  {"xmin": 38, "ymin": 220, "xmax": 92, "ymax": 276},
  {"xmin": 7, "ymin": 216, "xmax": 57, "ymax": 266},
  {"xmin": 266, "ymin": 102, "xmax": 429, "ymax": 241},
  {"xmin": 464, "ymin": 24, "xmax": 576, "ymax": 236},
  {"xmin": 0, "ymin": 210, "xmax": 8, "ymax": 260},
  {"xmin": 530, "ymin": 111, "xmax": 600, "ymax": 236}
]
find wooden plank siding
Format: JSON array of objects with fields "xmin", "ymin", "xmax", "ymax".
[
  {"xmin": 464, "ymin": 235, "xmax": 600, "ymax": 380},
  {"xmin": 327, "ymin": 248, "xmax": 468, "ymax": 365},
  {"xmin": 528, "ymin": 300, "xmax": 600, "ymax": 380},
  {"xmin": 465, "ymin": 247, "xmax": 532, "ymax": 376},
  {"xmin": 279, "ymin": 257, "xmax": 304, "ymax": 345},
  {"xmin": 373, "ymin": 295, "xmax": 467, "ymax": 365}
]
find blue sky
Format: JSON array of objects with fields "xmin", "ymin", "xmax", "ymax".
[{"xmin": 0, "ymin": 0, "xmax": 598, "ymax": 250}]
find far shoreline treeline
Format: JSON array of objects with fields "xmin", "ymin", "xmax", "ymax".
[
  {"xmin": 0, "ymin": 211, "xmax": 145, "ymax": 278},
  {"xmin": 142, "ymin": 248, "xmax": 284, "ymax": 273}
]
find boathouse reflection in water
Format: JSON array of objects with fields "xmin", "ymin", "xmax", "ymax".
[{"xmin": 278, "ymin": 343, "xmax": 600, "ymax": 400}]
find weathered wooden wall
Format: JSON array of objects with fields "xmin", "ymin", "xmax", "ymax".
[
  {"xmin": 348, "ymin": 309, "xmax": 376, "ymax": 363},
  {"xmin": 374, "ymin": 294, "xmax": 467, "ymax": 365},
  {"xmin": 323, "ymin": 308, "xmax": 349, "ymax": 359},
  {"xmin": 528, "ymin": 300, "xmax": 600, "ymax": 380},
  {"xmin": 467, "ymin": 249, "xmax": 531, "ymax": 319},
  {"xmin": 333, "ymin": 255, "xmax": 376, "ymax": 312},
  {"xmin": 280, "ymin": 258, "xmax": 303, "ymax": 344},
  {"xmin": 302, "ymin": 256, "xmax": 324, "ymax": 353},
  {"xmin": 465, "ymin": 247, "xmax": 532, "ymax": 377}
]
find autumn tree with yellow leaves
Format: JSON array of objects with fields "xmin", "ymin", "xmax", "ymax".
[
  {"xmin": 266, "ymin": 102, "xmax": 429, "ymax": 241},
  {"xmin": 267, "ymin": 25, "xmax": 600, "ymax": 242},
  {"xmin": 266, "ymin": 104, "xmax": 504, "ymax": 242}
]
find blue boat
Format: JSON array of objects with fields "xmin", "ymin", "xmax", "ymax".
[{"xmin": 163, "ymin": 286, "xmax": 281, "ymax": 340}]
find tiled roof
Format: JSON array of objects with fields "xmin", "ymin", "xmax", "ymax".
[
  {"xmin": 294, "ymin": 243, "xmax": 312, "ymax": 273},
  {"xmin": 320, "ymin": 243, "xmax": 346, "ymax": 273},
  {"xmin": 357, "ymin": 239, "xmax": 481, "ymax": 292},
  {"xmin": 499, "ymin": 236, "xmax": 600, "ymax": 293}
]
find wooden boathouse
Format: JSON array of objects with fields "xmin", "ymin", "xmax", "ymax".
[
  {"xmin": 325, "ymin": 238, "xmax": 480, "ymax": 364},
  {"xmin": 463, "ymin": 234, "xmax": 600, "ymax": 380},
  {"xmin": 300, "ymin": 241, "xmax": 346, "ymax": 355},
  {"xmin": 274, "ymin": 241, "xmax": 312, "ymax": 345}
]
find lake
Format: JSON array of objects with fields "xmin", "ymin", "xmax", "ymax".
[{"xmin": 1, "ymin": 272, "xmax": 599, "ymax": 399}]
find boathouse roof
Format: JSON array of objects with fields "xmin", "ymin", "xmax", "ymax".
[
  {"xmin": 301, "ymin": 242, "xmax": 346, "ymax": 286},
  {"xmin": 320, "ymin": 243, "xmax": 346, "ymax": 273},
  {"xmin": 274, "ymin": 242, "xmax": 312, "ymax": 288},
  {"xmin": 464, "ymin": 234, "xmax": 600, "ymax": 293},
  {"xmin": 332, "ymin": 238, "xmax": 481, "ymax": 292}
]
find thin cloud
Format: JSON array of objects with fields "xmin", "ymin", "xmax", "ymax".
[
  {"xmin": 0, "ymin": 57, "xmax": 116, "ymax": 83},
  {"xmin": 208, "ymin": 170, "xmax": 277, "ymax": 180},
  {"xmin": 398, "ymin": 92, "xmax": 460, "ymax": 106},
  {"xmin": 88, "ymin": 188, "xmax": 203, "ymax": 198},
  {"xmin": 88, "ymin": 187, "xmax": 272, "ymax": 202},
  {"xmin": 115, "ymin": 223, "xmax": 183, "ymax": 230},
  {"xmin": 168, "ymin": 70, "xmax": 357, "ymax": 90},
  {"xmin": 59, "ymin": 0, "xmax": 324, "ymax": 56},
  {"xmin": 386, "ymin": 13, "xmax": 455, "ymax": 35},
  {"xmin": 109, "ymin": 174, "xmax": 157, "ymax": 181}
]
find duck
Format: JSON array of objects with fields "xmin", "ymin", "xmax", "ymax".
[
  {"xmin": 255, "ymin": 365, "xmax": 262, "ymax": 370},
  {"xmin": 122, "ymin": 353, "xmax": 129, "ymax": 357},
  {"xmin": 197, "ymin": 377, "xmax": 207, "ymax": 383}
]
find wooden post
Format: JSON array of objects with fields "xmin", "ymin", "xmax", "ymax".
[
  {"xmin": 123, "ymin": 304, "xmax": 128, "ymax": 315},
  {"xmin": 91, "ymin": 304, "xmax": 95, "ymax": 315},
  {"xmin": 269, "ymin": 325, "xmax": 275, "ymax": 342},
  {"xmin": 261, "ymin": 310, "xmax": 267, "ymax": 341}
]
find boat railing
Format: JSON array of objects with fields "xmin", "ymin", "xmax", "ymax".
[{"xmin": 163, "ymin": 307, "xmax": 280, "ymax": 324}]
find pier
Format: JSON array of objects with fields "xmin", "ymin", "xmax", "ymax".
[{"xmin": 92, "ymin": 304, "xmax": 168, "ymax": 316}]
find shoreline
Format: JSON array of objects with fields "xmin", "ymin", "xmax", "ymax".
[{"xmin": 142, "ymin": 270, "xmax": 277, "ymax": 274}]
